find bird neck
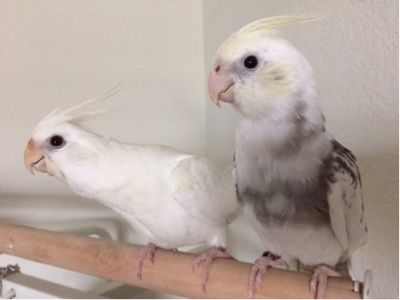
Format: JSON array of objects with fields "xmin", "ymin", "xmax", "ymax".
[
  {"xmin": 236, "ymin": 96, "xmax": 330, "ymax": 160},
  {"xmin": 234, "ymin": 97, "xmax": 333, "ymax": 192},
  {"xmin": 55, "ymin": 131, "xmax": 133, "ymax": 200}
]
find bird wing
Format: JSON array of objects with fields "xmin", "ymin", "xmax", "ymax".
[
  {"xmin": 327, "ymin": 141, "xmax": 367, "ymax": 256},
  {"xmin": 170, "ymin": 156, "xmax": 239, "ymax": 227}
]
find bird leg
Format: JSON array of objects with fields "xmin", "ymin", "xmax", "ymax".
[
  {"xmin": 192, "ymin": 247, "xmax": 232, "ymax": 292},
  {"xmin": 135, "ymin": 242, "xmax": 158, "ymax": 279},
  {"xmin": 310, "ymin": 264, "xmax": 341, "ymax": 299},
  {"xmin": 248, "ymin": 251, "xmax": 287, "ymax": 299}
]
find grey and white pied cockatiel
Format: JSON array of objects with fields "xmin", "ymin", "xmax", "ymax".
[
  {"xmin": 24, "ymin": 89, "xmax": 239, "ymax": 290},
  {"xmin": 208, "ymin": 16, "xmax": 367, "ymax": 298}
]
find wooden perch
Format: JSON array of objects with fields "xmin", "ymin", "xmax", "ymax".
[{"xmin": 0, "ymin": 222, "xmax": 359, "ymax": 299}]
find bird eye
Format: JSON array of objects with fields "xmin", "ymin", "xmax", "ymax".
[
  {"xmin": 49, "ymin": 135, "xmax": 65, "ymax": 148},
  {"xmin": 243, "ymin": 55, "xmax": 258, "ymax": 69}
]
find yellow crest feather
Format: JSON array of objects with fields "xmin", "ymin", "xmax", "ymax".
[
  {"xmin": 235, "ymin": 13, "xmax": 327, "ymax": 38},
  {"xmin": 216, "ymin": 12, "xmax": 329, "ymax": 60}
]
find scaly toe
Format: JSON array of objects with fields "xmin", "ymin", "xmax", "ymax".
[
  {"xmin": 248, "ymin": 265, "xmax": 259, "ymax": 299},
  {"xmin": 248, "ymin": 253, "xmax": 286, "ymax": 299},
  {"xmin": 135, "ymin": 262, "xmax": 143, "ymax": 279},
  {"xmin": 191, "ymin": 255, "xmax": 205, "ymax": 272},
  {"xmin": 310, "ymin": 265, "xmax": 341, "ymax": 299},
  {"xmin": 192, "ymin": 247, "xmax": 232, "ymax": 292},
  {"xmin": 135, "ymin": 243, "xmax": 158, "ymax": 280},
  {"xmin": 316, "ymin": 274, "xmax": 328, "ymax": 299}
]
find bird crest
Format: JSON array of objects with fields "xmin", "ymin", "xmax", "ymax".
[
  {"xmin": 234, "ymin": 13, "xmax": 326, "ymax": 39},
  {"xmin": 36, "ymin": 84, "xmax": 120, "ymax": 128},
  {"xmin": 216, "ymin": 12, "xmax": 328, "ymax": 61}
]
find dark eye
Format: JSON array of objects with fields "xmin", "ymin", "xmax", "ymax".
[
  {"xmin": 49, "ymin": 135, "xmax": 65, "ymax": 148},
  {"xmin": 243, "ymin": 55, "xmax": 258, "ymax": 69}
]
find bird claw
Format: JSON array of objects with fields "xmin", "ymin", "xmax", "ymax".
[
  {"xmin": 248, "ymin": 253, "xmax": 287, "ymax": 299},
  {"xmin": 191, "ymin": 247, "xmax": 232, "ymax": 292},
  {"xmin": 135, "ymin": 242, "xmax": 158, "ymax": 280},
  {"xmin": 213, "ymin": 98, "xmax": 221, "ymax": 108},
  {"xmin": 191, "ymin": 253, "xmax": 205, "ymax": 272},
  {"xmin": 310, "ymin": 265, "xmax": 341, "ymax": 299}
]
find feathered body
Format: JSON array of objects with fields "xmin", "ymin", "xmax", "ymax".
[
  {"xmin": 235, "ymin": 112, "xmax": 366, "ymax": 268},
  {"xmin": 25, "ymin": 95, "xmax": 238, "ymax": 251},
  {"xmin": 59, "ymin": 135, "xmax": 237, "ymax": 249},
  {"xmin": 208, "ymin": 15, "xmax": 367, "ymax": 297}
]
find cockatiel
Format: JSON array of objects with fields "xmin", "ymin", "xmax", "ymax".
[
  {"xmin": 208, "ymin": 16, "xmax": 367, "ymax": 298},
  {"xmin": 24, "ymin": 90, "xmax": 239, "ymax": 290}
]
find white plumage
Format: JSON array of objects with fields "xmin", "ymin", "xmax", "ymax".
[
  {"xmin": 65, "ymin": 142, "xmax": 237, "ymax": 249},
  {"xmin": 24, "ymin": 94, "xmax": 239, "ymax": 288}
]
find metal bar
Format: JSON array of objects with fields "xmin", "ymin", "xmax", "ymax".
[{"xmin": 2, "ymin": 271, "xmax": 103, "ymax": 299}]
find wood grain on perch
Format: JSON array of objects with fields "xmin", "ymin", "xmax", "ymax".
[{"xmin": 0, "ymin": 222, "xmax": 360, "ymax": 299}]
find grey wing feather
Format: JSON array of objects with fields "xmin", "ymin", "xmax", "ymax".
[{"xmin": 327, "ymin": 141, "xmax": 367, "ymax": 257}]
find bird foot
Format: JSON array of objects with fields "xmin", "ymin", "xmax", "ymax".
[
  {"xmin": 135, "ymin": 242, "xmax": 158, "ymax": 279},
  {"xmin": 248, "ymin": 251, "xmax": 287, "ymax": 299},
  {"xmin": 192, "ymin": 247, "xmax": 232, "ymax": 292},
  {"xmin": 310, "ymin": 264, "xmax": 341, "ymax": 299}
]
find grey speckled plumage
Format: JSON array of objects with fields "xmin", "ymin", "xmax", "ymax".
[
  {"xmin": 232, "ymin": 102, "xmax": 367, "ymax": 268},
  {"xmin": 208, "ymin": 14, "xmax": 368, "ymax": 297},
  {"xmin": 236, "ymin": 139, "xmax": 363, "ymax": 224}
]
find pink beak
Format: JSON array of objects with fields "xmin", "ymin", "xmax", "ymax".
[
  {"xmin": 24, "ymin": 139, "xmax": 46, "ymax": 174},
  {"xmin": 208, "ymin": 64, "xmax": 235, "ymax": 107}
]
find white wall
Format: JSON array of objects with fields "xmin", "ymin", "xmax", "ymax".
[
  {"xmin": 0, "ymin": 0, "xmax": 206, "ymax": 195},
  {"xmin": 0, "ymin": 0, "xmax": 398, "ymax": 298},
  {"xmin": 203, "ymin": 0, "xmax": 398, "ymax": 298}
]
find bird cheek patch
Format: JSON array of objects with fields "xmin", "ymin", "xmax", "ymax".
[
  {"xmin": 261, "ymin": 62, "xmax": 292, "ymax": 97},
  {"xmin": 44, "ymin": 156, "xmax": 65, "ymax": 180}
]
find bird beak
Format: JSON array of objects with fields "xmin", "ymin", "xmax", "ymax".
[
  {"xmin": 24, "ymin": 139, "xmax": 47, "ymax": 174},
  {"xmin": 208, "ymin": 64, "xmax": 235, "ymax": 107}
]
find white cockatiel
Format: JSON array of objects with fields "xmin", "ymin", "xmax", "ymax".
[
  {"xmin": 24, "ymin": 90, "xmax": 239, "ymax": 290},
  {"xmin": 208, "ymin": 16, "xmax": 367, "ymax": 298}
]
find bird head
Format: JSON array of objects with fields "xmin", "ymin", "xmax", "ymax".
[
  {"xmin": 24, "ymin": 87, "xmax": 118, "ymax": 181},
  {"xmin": 25, "ymin": 122, "xmax": 82, "ymax": 180},
  {"xmin": 208, "ymin": 15, "xmax": 320, "ymax": 120}
]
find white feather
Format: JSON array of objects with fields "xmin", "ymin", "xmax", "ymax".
[
  {"xmin": 328, "ymin": 154, "xmax": 367, "ymax": 256},
  {"xmin": 31, "ymin": 118, "xmax": 239, "ymax": 250},
  {"xmin": 37, "ymin": 84, "xmax": 120, "ymax": 128}
]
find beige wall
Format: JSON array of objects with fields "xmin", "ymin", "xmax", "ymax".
[
  {"xmin": 203, "ymin": 0, "xmax": 398, "ymax": 298},
  {"xmin": 0, "ymin": 0, "xmax": 207, "ymax": 195}
]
